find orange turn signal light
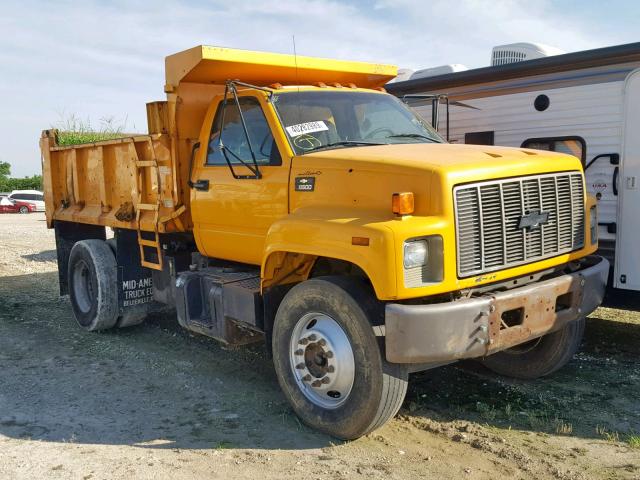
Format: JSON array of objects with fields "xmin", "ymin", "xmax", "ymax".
[
  {"xmin": 352, "ymin": 236, "xmax": 370, "ymax": 246},
  {"xmin": 392, "ymin": 192, "xmax": 414, "ymax": 216}
]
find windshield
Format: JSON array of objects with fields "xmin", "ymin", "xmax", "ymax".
[{"xmin": 272, "ymin": 90, "xmax": 444, "ymax": 154}]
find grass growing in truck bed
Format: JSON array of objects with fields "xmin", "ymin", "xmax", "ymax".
[{"xmin": 54, "ymin": 114, "xmax": 128, "ymax": 146}]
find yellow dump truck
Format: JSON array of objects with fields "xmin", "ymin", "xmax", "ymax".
[{"xmin": 41, "ymin": 45, "xmax": 608, "ymax": 439}]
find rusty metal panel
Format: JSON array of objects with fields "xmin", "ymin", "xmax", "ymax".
[
  {"xmin": 486, "ymin": 273, "xmax": 580, "ymax": 352},
  {"xmin": 40, "ymin": 130, "xmax": 190, "ymax": 234}
]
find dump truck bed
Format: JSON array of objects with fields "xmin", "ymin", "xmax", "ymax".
[{"xmin": 40, "ymin": 131, "xmax": 189, "ymax": 234}]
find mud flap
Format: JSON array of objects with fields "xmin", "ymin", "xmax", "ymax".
[{"xmin": 114, "ymin": 229, "xmax": 154, "ymax": 316}]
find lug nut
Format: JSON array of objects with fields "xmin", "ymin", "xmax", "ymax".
[
  {"xmin": 327, "ymin": 365, "xmax": 335, "ymax": 373},
  {"xmin": 302, "ymin": 374, "xmax": 312, "ymax": 382},
  {"xmin": 295, "ymin": 363, "xmax": 305, "ymax": 369},
  {"xmin": 317, "ymin": 339, "xmax": 327, "ymax": 347},
  {"xmin": 325, "ymin": 351, "xmax": 334, "ymax": 359},
  {"xmin": 311, "ymin": 380, "xmax": 322, "ymax": 387},
  {"xmin": 308, "ymin": 334, "xmax": 317, "ymax": 341},
  {"xmin": 294, "ymin": 349, "xmax": 304, "ymax": 355},
  {"xmin": 321, "ymin": 376, "xmax": 330, "ymax": 384},
  {"xmin": 299, "ymin": 338, "xmax": 309, "ymax": 345}
]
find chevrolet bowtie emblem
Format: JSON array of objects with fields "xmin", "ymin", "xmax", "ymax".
[{"xmin": 518, "ymin": 211, "xmax": 550, "ymax": 230}]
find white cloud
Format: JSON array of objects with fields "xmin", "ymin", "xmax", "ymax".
[{"xmin": 0, "ymin": 0, "xmax": 631, "ymax": 176}]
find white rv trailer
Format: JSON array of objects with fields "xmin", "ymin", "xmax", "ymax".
[{"xmin": 387, "ymin": 42, "xmax": 640, "ymax": 291}]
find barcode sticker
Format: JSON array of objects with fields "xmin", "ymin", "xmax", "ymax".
[{"xmin": 285, "ymin": 121, "xmax": 329, "ymax": 137}]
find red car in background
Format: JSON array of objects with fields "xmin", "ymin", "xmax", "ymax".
[{"xmin": 0, "ymin": 196, "xmax": 36, "ymax": 214}]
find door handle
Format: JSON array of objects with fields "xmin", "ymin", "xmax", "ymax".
[{"xmin": 192, "ymin": 179, "xmax": 209, "ymax": 191}]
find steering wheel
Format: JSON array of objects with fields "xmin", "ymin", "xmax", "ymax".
[
  {"xmin": 364, "ymin": 127, "xmax": 394, "ymax": 139},
  {"xmin": 293, "ymin": 134, "xmax": 322, "ymax": 151}
]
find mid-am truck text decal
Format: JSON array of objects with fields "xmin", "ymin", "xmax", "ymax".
[{"xmin": 122, "ymin": 277, "xmax": 153, "ymax": 307}]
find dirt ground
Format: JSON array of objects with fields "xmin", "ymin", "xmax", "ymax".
[{"xmin": 0, "ymin": 213, "xmax": 638, "ymax": 480}]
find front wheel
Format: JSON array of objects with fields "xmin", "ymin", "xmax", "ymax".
[
  {"xmin": 272, "ymin": 277, "xmax": 408, "ymax": 440},
  {"xmin": 481, "ymin": 317, "xmax": 585, "ymax": 379},
  {"xmin": 19, "ymin": 206, "xmax": 29, "ymax": 214}
]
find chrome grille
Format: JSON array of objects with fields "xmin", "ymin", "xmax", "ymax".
[{"xmin": 454, "ymin": 172, "xmax": 585, "ymax": 277}]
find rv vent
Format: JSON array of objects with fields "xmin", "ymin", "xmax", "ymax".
[
  {"xmin": 410, "ymin": 64, "xmax": 468, "ymax": 80},
  {"xmin": 491, "ymin": 42, "xmax": 564, "ymax": 66},
  {"xmin": 387, "ymin": 68, "xmax": 415, "ymax": 84}
]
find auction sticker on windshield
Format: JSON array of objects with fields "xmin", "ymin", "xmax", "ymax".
[{"xmin": 285, "ymin": 121, "xmax": 329, "ymax": 137}]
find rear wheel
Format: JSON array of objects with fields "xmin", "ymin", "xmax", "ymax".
[
  {"xmin": 272, "ymin": 276, "xmax": 408, "ymax": 440},
  {"xmin": 482, "ymin": 317, "xmax": 585, "ymax": 379},
  {"xmin": 68, "ymin": 240, "xmax": 119, "ymax": 331},
  {"xmin": 18, "ymin": 206, "xmax": 29, "ymax": 214}
]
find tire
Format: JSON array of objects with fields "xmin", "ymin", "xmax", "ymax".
[
  {"xmin": 272, "ymin": 276, "xmax": 408, "ymax": 440},
  {"xmin": 68, "ymin": 240, "xmax": 119, "ymax": 331},
  {"xmin": 481, "ymin": 317, "xmax": 585, "ymax": 379},
  {"xmin": 105, "ymin": 236, "xmax": 148, "ymax": 329},
  {"xmin": 19, "ymin": 206, "xmax": 29, "ymax": 214}
]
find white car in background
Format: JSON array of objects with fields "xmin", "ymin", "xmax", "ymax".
[{"xmin": 8, "ymin": 190, "xmax": 45, "ymax": 212}]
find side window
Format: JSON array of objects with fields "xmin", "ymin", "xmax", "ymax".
[
  {"xmin": 207, "ymin": 97, "xmax": 280, "ymax": 166},
  {"xmin": 522, "ymin": 136, "xmax": 586, "ymax": 166},
  {"xmin": 35, "ymin": 194, "xmax": 44, "ymax": 201},
  {"xmin": 465, "ymin": 131, "xmax": 494, "ymax": 146}
]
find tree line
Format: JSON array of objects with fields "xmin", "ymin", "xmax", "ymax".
[{"xmin": 0, "ymin": 162, "xmax": 42, "ymax": 192}]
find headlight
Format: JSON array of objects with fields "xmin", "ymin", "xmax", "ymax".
[
  {"xmin": 590, "ymin": 206, "xmax": 598, "ymax": 244},
  {"xmin": 404, "ymin": 240, "xmax": 428, "ymax": 268}
]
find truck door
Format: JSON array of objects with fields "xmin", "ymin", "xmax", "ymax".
[
  {"xmin": 191, "ymin": 93, "xmax": 291, "ymax": 265},
  {"xmin": 615, "ymin": 69, "xmax": 640, "ymax": 290}
]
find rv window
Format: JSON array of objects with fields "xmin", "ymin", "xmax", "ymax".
[
  {"xmin": 521, "ymin": 136, "xmax": 586, "ymax": 165},
  {"xmin": 465, "ymin": 131, "xmax": 494, "ymax": 146}
]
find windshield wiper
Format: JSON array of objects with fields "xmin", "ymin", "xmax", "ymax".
[
  {"xmin": 386, "ymin": 133, "xmax": 439, "ymax": 143},
  {"xmin": 305, "ymin": 140, "xmax": 384, "ymax": 153}
]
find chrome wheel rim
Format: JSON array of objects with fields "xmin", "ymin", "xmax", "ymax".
[{"xmin": 289, "ymin": 312, "xmax": 355, "ymax": 409}]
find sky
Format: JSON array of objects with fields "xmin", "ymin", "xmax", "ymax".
[{"xmin": 1, "ymin": 0, "xmax": 638, "ymax": 177}]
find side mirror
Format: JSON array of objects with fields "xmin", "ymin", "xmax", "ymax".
[{"xmin": 187, "ymin": 141, "xmax": 201, "ymax": 189}]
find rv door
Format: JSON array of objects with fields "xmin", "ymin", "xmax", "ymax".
[{"xmin": 615, "ymin": 69, "xmax": 640, "ymax": 290}]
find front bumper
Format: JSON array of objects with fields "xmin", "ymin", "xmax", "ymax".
[{"xmin": 385, "ymin": 255, "xmax": 609, "ymax": 364}]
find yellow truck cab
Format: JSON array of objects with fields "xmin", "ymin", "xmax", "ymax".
[{"xmin": 41, "ymin": 46, "xmax": 608, "ymax": 440}]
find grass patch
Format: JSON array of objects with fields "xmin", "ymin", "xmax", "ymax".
[
  {"xmin": 626, "ymin": 434, "xmax": 640, "ymax": 449},
  {"xmin": 214, "ymin": 440, "xmax": 234, "ymax": 449},
  {"xmin": 54, "ymin": 114, "xmax": 128, "ymax": 146},
  {"xmin": 596, "ymin": 425, "xmax": 620, "ymax": 443}
]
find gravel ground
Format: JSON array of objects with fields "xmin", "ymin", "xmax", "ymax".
[{"xmin": 0, "ymin": 213, "xmax": 639, "ymax": 480}]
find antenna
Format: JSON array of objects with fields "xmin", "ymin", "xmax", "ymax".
[
  {"xmin": 292, "ymin": 35, "xmax": 300, "ymax": 82},
  {"xmin": 292, "ymin": 35, "xmax": 302, "ymax": 126}
]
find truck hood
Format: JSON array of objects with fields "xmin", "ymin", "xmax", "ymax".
[
  {"xmin": 299, "ymin": 143, "xmax": 580, "ymax": 180},
  {"xmin": 290, "ymin": 143, "xmax": 584, "ymax": 217}
]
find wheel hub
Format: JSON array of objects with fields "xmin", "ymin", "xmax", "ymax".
[
  {"xmin": 289, "ymin": 313, "xmax": 355, "ymax": 409},
  {"xmin": 72, "ymin": 260, "xmax": 94, "ymax": 314}
]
